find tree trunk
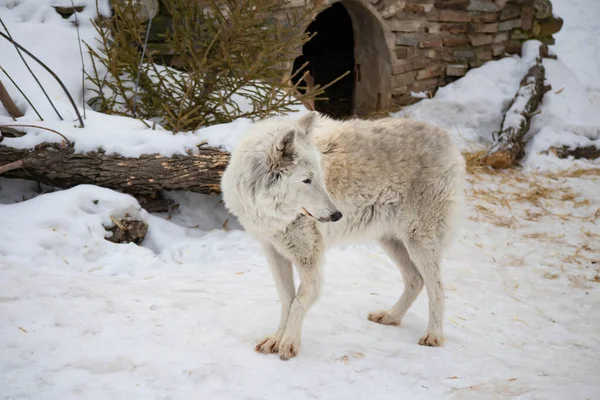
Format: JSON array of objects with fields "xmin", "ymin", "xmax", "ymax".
[
  {"xmin": 484, "ymin": 52, "xmax": 548, "ymax": 169},
  {"xmin": 0, "ymin": 142, "xmax": 231, "ymax": 196}
]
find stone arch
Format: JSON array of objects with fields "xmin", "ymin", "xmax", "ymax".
[{"xmin": 291, "ymin": 0, "xmax": 394, "ymax": 119}]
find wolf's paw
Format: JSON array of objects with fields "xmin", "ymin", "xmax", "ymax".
[
  {"xmin": 418, "ymin": 332, "xmax": 443, "ymax": 347},
  {"xmin": 278, "ymin": 335, "xmax": 300, "ymax": 360},
  {"xmin": 367, "ymin": 310, "xmax": 401, "ymax": 326},
  {"xmin": 255, "ymin": 335, "xmax": 281, "ymax": 354}
]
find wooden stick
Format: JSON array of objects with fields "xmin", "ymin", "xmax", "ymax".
[
  {"xmin": 0, "ymin": 159, "xmax": 24, "ymax": 174},
  {"xmin": 0, "ymin": 79, "xmax": 23, "ymax": 119}
]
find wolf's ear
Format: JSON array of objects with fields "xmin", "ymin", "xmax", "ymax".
[
  {"xmin": 297, "ymin": 111, "xmax": 318, "ymax": 140},
  {"xmin": 268, "ymin": 128, "xmax": 296, "ymax": 171}
]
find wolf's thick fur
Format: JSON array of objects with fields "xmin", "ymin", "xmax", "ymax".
[{"xmin": 221, "ymin": 111, "xmax": 465, "ymax": 360}]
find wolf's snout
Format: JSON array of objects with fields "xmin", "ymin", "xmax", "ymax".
[{"xmin": 330, "ymin": 211, "xmax": 343, "ymax": 222}]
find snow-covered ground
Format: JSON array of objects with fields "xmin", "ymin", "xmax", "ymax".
[{"xmin": 1, "ymin": 1, "xmax": 599, "ymax": 399}]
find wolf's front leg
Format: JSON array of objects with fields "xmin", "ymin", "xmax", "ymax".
[
  {"xmin": 277, "ymin": 236, "xmax": 323, "ymax": 360},
  {"xmin": 255, "ymin": 242, "xmax": 295, "ymax": 354}
]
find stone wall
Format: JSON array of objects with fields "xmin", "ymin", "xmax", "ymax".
[
  {"xmin": 376, "ymin": 0, "xmax": 562, "ymax": 106},
  {"xmin": 88, "ymin": 0, "xmax": 562, "ymax": 114}
]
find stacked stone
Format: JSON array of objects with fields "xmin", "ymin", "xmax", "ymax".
[{"xmin": 372, "ymin": 0, "xmax": 562, "ymax": 106}]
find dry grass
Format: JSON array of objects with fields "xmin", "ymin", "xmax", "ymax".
[
  {"xmin": 462, "ymin": 149, "xmax": 600, "ymax": 179},
  {"xmin": 461, "ymin": 151, "xmax": 600, "ymax": 283},
  {"xmin": 462, "ymin": 149, "xmax": 600, "ymax": 229},
  {"xmin": 550, "ymin": 168, "xmax": 600, "ymax": 178},
  {"xmin": 470, "ymin": 204, "xmax": 518, "ymax": 228},
  {"xmin": 469, "ymin": 174, "xmax": 579, "ymax": 210},
  {"xmin": 521, "ymin": 232, "xmax": 565, "ymax": 241},
  {"xmin": 462, "ymin": 150, "xmax": 492, "ymax": 175}
]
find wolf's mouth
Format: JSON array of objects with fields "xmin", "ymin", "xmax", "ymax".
[{"xmin": 300, "ymin": 207, "xmax": 314, "ymax": 219}]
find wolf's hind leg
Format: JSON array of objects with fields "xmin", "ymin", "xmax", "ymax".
[
  {"xmin": 403, "ymin": 237, "xmax": 445, "ymax": 347},
  {"xmin": 368, "ymin": 238, "xmax": 424, "ymax": 326}
]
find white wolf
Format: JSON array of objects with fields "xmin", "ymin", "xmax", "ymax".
[{"xmin": 221, "ymin": 111, "xmax": 465, "ymax": 360}]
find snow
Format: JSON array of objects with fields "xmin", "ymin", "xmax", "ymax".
[
  {"xmin": 1, "ymin": 0, "xmax": 600, "ymax": 399},
  {"xmin": 1, "ymin": 172, "xmax": 599, "ymax": 399},
  {"xmin": 523, "ymin": 0, "xmax": 600, "ymax": 170},
  {"xmin": 547, "ymin": 0, "xmax": 600, "ymax": 104}
]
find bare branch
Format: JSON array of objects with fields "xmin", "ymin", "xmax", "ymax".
[
  {"xmin": 132, "ymin": 17, "xmax": 153, "ymax": 118},
  {"xmin": 0, "ymin": 17, "xmax": 63, "ymax": 121},
  {"xmin": 0, "ymin": 65, "xmax": 44, "ymax": 120},
  {"xmin": 0, "ymin": 124, "xmax": 71, "ymax": 145},
  {"xmin": 70, "ymin": 0, "xmax": 87, "ymax": 120},
  {"xmin": 0, "ymin": 29, "xmax": 85, "ymax": 128}
]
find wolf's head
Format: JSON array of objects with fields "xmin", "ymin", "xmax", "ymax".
[{"xmin": 221, "ymin": 111, "xmax": 342, "ymax": 229}]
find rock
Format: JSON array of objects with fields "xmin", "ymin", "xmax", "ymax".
[
  {"xmin": 473, "ymin": 22, "xmax": 499, "ymax": 33},
  {"xmin": 395, "ymin": 47, "xmax": 412, "ymax": 59},
  {"xmin": 532, "ymin": 0, "xmax": 553, "ymax": 19},
  {"xmin": 467, "ymin": 0, "xmax": 499, "ymax": 13},
  {"xmin": 440, "ymin": 23, "xmax": 469, "ymax": 33},
  {"xmin": 446, "ymin": 64, "xmax": 468, "ymax": 76},
  {"xmin": 492, "ymin": 44, "xmax": 506, "ymax": 56},
  {"xmin": 419, "ymin": 36, "xmax": 443, "ymax": 48},
  {"xmin": 442, "ymin": 35, "xmax": 471, "ymax": 47},
  {"xmin": 388, "ymin": 20, "xmax": 424, "ymax": 32},
  {"xmin": 437, "ymin": 10, "xmax": 472, "ymax": 22},
  {"xmin": 53, "ymin": 5, "xmax": 85, "ymax": 18},
  {"xmin": 416, "ymin": 65, "xmax": 443, "ymax": 80},
  {"xmin": 505, "ymin": 40, "xmax": 522, "ymax": 54},
  {"xmin": 499, "ymin": 4, "xmax": 520, "ymax": 21},
  {"xmin": 434, "ymin": 0, "xmax": 470, "ymax": 10},
  {"xmin": 452, "ymin": 49, "xmax": 477, "ymax": 61},
  {"xmin": 392, "ymin": 71, "xmax": 417, "ymax": 87},
  {"xmin": 538, "ymin": 16, "xmax": 564, "ymax": 36},
  {"xmin": 392, "ymin": 58, "xmax": 430, "ymax": 75},
  {"xmin": 498, "ymin": 19, "xmax": 522, "ymax": 31},
  {"xmin": 494, "ymin": 32, "xmax": 509, "ymax": 43},
  {"xmin": 470, "ymin": 34, "xmax": 494, "ymax": 46},
  {"xmin": 112, "ymin": 0, "xmax": 159, "ymax": 22},
  {"xmin": 471, "ymin": 12, "xmax": 498, "ymax": 22},
  {"xmin": 476, "ymin": 48, "xmax": 493, "ymax": 60},
  {"xmin": 510, "ymin": 29, "xmax": 530, "ymax": 40},
  {"xmin": 408, "ymin": 78, "xmax": 440, "ymax": 93},
  {"xmin": 469, "ymin": 60, "xmax": 485, "ymax": 68},
  {"xmin": 405, "ymin": 3, "xmax": 433, "ymax": 13},
  {"xmin": 381, "ymin": 2, "xmax": 406, "ymax": 19},
  {"xmin": 395, "ymin": 33, "xmax": 421, "ymax": 46}
]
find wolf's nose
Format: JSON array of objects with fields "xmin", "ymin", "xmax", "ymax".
[{"xmin": 330, "ymin": 211, "xmax": 343, "ymax": 222}]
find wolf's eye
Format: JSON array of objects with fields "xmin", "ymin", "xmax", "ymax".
[{"xmin": 303, "ymin": 178, "xmax": 312, "ymax": 184}]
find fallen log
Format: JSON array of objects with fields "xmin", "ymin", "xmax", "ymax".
[
  {"xmin": 484, "ymin": 51, "xmax": 549, "ymax": 169},
  {"xmin": 0, "ymin": 141, "xmax": 231, "ymax": 196},
  {"xmin": 549, "ymin": 145, "xmax": 600, "ymax": 160}
]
